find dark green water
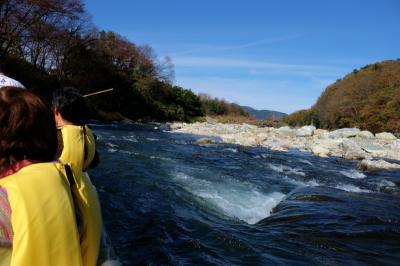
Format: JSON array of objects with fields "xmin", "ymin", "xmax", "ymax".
[{"xmin": 89, "ymin": 123, "xmax": 400, "ymax": 265}]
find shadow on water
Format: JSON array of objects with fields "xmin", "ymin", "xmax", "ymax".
[{"xmin": 88, "ymin": 123, "xmax": 400, "ymax": 265}]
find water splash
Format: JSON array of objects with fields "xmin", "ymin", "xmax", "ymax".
[
  {"xmin": 268, "ymin": 163, "xmax": 306, "ymax": 177},
  {"xmin": 335, "ymin": 184, "xmax": 371, "ymax": 193},
  {"xmin": 339, "ymin": 169, "xmax": 366, "ymax": 179},
  {"xmin": 173, "ymin": 172, "xmax": 285, "ymax": 224}
]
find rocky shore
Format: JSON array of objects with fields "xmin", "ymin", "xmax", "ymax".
[{"xmin": 166, "ymin": 121, "xmax": 400, "ymax": 172}]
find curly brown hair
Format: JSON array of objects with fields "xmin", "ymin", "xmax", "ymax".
[{"xmin": 0, "ymin": 87, "xmax": 58, "ymax": 172}]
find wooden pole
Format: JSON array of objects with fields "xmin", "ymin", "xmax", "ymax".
[{"xmin": 83, "ymin": 88, "xmax": 114, "ymax": 97}]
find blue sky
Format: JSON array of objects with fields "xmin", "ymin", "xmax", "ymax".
[{"xmin": 84, "ymin": 0, "xmax": 400, "ymax": 114}]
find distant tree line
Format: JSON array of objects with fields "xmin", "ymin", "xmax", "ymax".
[
  {"xmin": 0, "ymin": 0, "xmax": 206, "ymax": 121},
  {"xmin": 284, "ymin": 60, "xmax": 400, "ymax": 133},
  {"xmin": 198, "ymin": 93, "xmax": 249, "ymax": 116}
]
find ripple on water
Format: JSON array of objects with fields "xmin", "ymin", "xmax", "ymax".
[
  {"xmin": 339, "ymin": 169, "xmax": 366, "ymax": 179},
  {"xmin": 335, "ymin": 184, "xmax": 371, "ymax": 193}
]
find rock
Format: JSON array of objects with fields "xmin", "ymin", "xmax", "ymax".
[
  {"xmin": 357, "ymin": 130, "xmax": 375, "ymax": 139},
  {"xmin": 311, "ymin": 145, "xmax": 330, "ymax": 157},
  {"xmin": 205, "ymin": 116, "xmax": 218, "ymax": 124},
  {"xmin": 168, "ymin": 122, "xmax": 400, "ymax": 162},
  {"xmin": 357, "ymin": 159, "xmax": 400, "ymax": 172},
  {"xmin": 340, "ymin": 139, "xmax": 367, "ymax": 160},
  {"xmin": 195, "ymin": 137, "xmax": 216, "ymax": 145},
  {"xmin": 241, "ymin": 137, "xmax": 258, "ymax": 146},
  {"xmin": 219, "ymin": 134, "xmax": 236, "ymax": 143},
  {"xmin": 314, "ymin": 129, "xmax": 329, "ymax": 139},
  {"xmin": 170, "ymin": 123, "xmax": 185, "ymax": 130},
  {"xmin": 277, "ymin": 126, "xmax": 296, "ymax": 138},
  {"xmin": 382, "ymin": 140, "xmax": 400, "ymax": 160},
  {"xmin": 311, "ymin": 139, "xmax": 342, "ymax": 156},
  {"xmin": 241, "ymin": 123, "xmax": 258, "ymax": 130},
  {"xmin": 329, "ymin": 128, "xmax": 360, "ymax": 139},
  {"xmin": 296, "ymin": 126, "xmax": 316, "ymax": 137},
  {"xmin": 344, "ymin": 150, "xmax": 369, "ymax": 160},
  {"xmin": 375, "ymin": 132, "xmax": 397, "ymax": 140},
  {"xmin": 256, "ymin": 132, "xmax": 270, "ymax": 142},
  {"xmin": 358, "ymin": 142, "xmax": 385, "ymax": 154}
]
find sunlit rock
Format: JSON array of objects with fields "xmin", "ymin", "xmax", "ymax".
[
  {"xmin": 329, "ymin": 128, "xmax": 360, "ymax": 139},
  {"xmin": 357, "ymin": 159, "xmax": 400, "ymax": 172},
  {"xmin": 195, "ymin": 137, "xmax": 220, "ymax": 145},
  {"xmin": 296, "ymin": 126, "xmax": 316, "ymax": 137},
  {"xmin": 340, "ymin": 139, "xmax": 368, "ymax": 160},
  {"xmin": 311, "ymin": 145, "xmax": 330, "ymax": 157},
  {"xmin": 277, "ymin": 126, "xmax": 296, "ymax": 138},
  {"xmin": 314, "ymin": 129, "xmax": 329, "ymax": 139},
  {"xmin": 169, "ymin": 122, "xmax": 400, "ymax": 162},
  {"xmin": 375, "ymin": 132, "xmax": 397, "ymax": 140},
  {"xmin": 357, "ymin": 130, "xmax": 375, "ymax": 139}
]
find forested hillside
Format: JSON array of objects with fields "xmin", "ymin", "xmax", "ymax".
[
  {"xmin": 199, "ymin": 94, "xmax": 249, "ymax": 117},
  {"xmin": 284, "ymin": 60, "xmax": 400, "ymax": 133},
  {"xmin": 0, "ymin": 0, "xmax": 203, "ymax": 121},
  {"xmin": 242, "ymin": 106, "xmax": 287, "ymax": 120}
]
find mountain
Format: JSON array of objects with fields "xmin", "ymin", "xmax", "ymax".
[
  {"xmin": 284, "ymin": 59, "xmax": 400, "ymax": 133},
  {"xmin": 242, "ymin": 106, "xmax": 287, "ymax": 120}
]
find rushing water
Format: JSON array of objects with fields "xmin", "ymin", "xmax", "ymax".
[{"xmin": 88, "ymin": 123, "xmax": 400, "ymax": 265}]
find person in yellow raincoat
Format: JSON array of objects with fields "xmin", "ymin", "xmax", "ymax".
[
  {"xmin": 0, "ymin": 87, "xmax": 102, "ymax": 266},
  {"xmin": 52, "ymin": 87, "xmax": 99, "ymax": 171},
  {"xmin": 52, "ymin": 87, "xmax": 121, "ymax": 266}
]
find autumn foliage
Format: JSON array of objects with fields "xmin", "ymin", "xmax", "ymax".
[
  {"xmin": 198, "ymin": 93, "xmax": 249, "ymax": 117},
  {"xmin": 0, "ymin": 0, "xmax": 203, "ymax": 121},
  {"xmin": 284, "ymin": 60, "xmax": 400, "ymax": 133}
]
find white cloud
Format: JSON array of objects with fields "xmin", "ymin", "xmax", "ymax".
[
  {"xmin": 170, "ymin": 34, "xmax": 305, "ymax": 56},
  {"xmin": 173, "ymin": 56, "xmax": 346, "ymax": 77}
]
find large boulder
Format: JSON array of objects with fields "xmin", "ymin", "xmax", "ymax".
[
  {"xmin": 296, "ymin": 126, "xmax": 316, "ymax": 137},
  {"xmin": 310, "ymin": 139, "xmax": 342, "ymax": 157},
  {"xmin": 375, "ymin": 132, "xmax": 397, "ymax": 140},
  {"xmin": 340, "ymin": 139, "xmax": 368, "ymax": 160},
  {"xmin": 313, "ymin": 129, "xmax": 329, "ymax": 139},
  {"xmin": 311, "ymin": 145, "xmax": 330, "ymax": 157},
  {"xmin": 382, "ymin": 140, "xmax": 400, "ymax": 161},
  {"xmin": 355, "ymin": 140, "xmax": 386, "ymax": 155},
  {"xmin": 329, "ymin": 128, "xmax": 360, "ymax": 139},
  {"xmin": 277, "ymin": 126, "xmax": 296, "ymax": 138},
  {"xmin": 357, "ymin": 159, "xmax": 400, "ymax": 172},
  {"xmin": 357, "ymin": 130, "xmax": 375, "ymax": 139}
]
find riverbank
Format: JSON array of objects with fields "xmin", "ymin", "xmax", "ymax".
[{"xmin": 167, "ymin": 122, "xmax": 400, "ymax": 171}]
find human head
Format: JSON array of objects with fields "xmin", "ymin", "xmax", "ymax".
[
  {"xmin": 52, "ymin": 87, "xmax": 90, "ymax": 125},
  {"xmin": 0, "ymin": 87, "xmax": 58, "ymax": 172}
]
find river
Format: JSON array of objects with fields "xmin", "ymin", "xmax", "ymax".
[{"xmin": 88, "ymin": 123, "xmax": 400, "ymax": 265}]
